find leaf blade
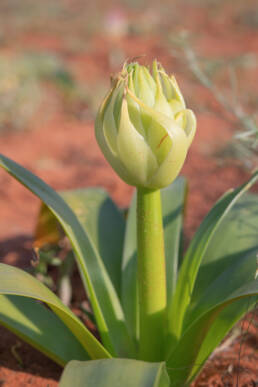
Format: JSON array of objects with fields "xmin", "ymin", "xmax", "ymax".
[
  {"xmin": 168, "ymin": 171, "xmax": 258, "ymax": 344},
  {"xmin": 0, "ymin": 294, "xmax": 88, "ymax": 366},
  {"xmin": 189, "ymin": 192, "xmax": 258, "ymax": 308},
  {"xmin": 0, "ymin": 153, "xmax": 134, "ymax": 357},
  {"xmin": 166, "ymin": 280, "xmax": 258, "ymax": 386},
  {"xmin": 59, "ymin": 359, "xmax": 170, "ymax": 387},
  {"xmin": 35, "ymin": 188, "xmax": 126, "ymax": 297},
  {"xmin": 0, "ymin": 263, "xmax": 110, "ymax": 360}
]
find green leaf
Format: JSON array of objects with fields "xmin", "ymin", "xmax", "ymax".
[
  {"xmin": 188, "ymin": 297, "xmax": 256, "ymax": 382},
  {"xmin": 0, "ymin": 295, "xmax": 88, "ymax": 366},
  {"xmin": 62, "ymin": 189, "xmax": 125, "ymax": 297},
  {"xmin": 0, "ymin": 264, "xmax": 110, "ymax": 360},
  {"xmin": 166, "ymin": 279, "xmax": 258, "ymax": 386},
  {"xmin": 181, "ymin": 247, "xmax": 257, "ymax": 383},
  {"xmin": 36, "ymin": 188, "xmax": 125, "ymax": 297},
  {"xmin": 174, "ymin": 192, "xmax": 258, "ymax": 378},
  {"xmin": 0, "ymin": 153, "xmax": 134, "ymax": 357},
  {"xmin": 185, "ymin": 248, "xmax": 257, "ymax": 332},
  {"xmin": 59, "ymin": 359, "xmax": 170, "ymax": 387},
  {"xmin": 189, "ymin": 192, "xmax": 258, "ymax": 308},
  {"xmin": 162, "ymin": 177, "xmax": 186, "ymax": 308},
  {"xmin": 121, "ymin": 178, "xmax": 186, "ymax": 342},
  {"xmin": 168, "ymin": 171, "xmax": 258, "ymax": 345},
  {"xmin": 121, "ymin": 191, "xmax": 138, "ymax": 341}
]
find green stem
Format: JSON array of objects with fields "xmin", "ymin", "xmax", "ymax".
[{"xmin": 137, "ymin": 188, "xmax": 167, "ymax": 361}]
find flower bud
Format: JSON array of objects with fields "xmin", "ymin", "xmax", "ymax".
[{"xmin": 95, "ymin": 61, "xmax": 196, "ymax": 189}]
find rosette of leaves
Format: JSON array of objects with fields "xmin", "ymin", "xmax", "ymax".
[{"xmin": 0, "ymin": 153, "xmax": 257, "ymax": 386}]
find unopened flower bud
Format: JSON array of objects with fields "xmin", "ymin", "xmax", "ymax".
[{"xmin": 95, "ymin": 61, "xmax": 196, "ymax": 189}]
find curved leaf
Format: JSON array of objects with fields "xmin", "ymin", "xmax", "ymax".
[
  {"xmin": 0, "ymin": 153, "xmax": 134, "ymax": 357},
  {"xmin": 59, "ymin": 359, "xmax": 170, "ymax": 387},
  {"xmin": 0, "ymin": 295, "xmax": 88, "ymax": 366},
  {"xmin": 188, "ymin": 296, "xmax": 256, "ymax": 382},
  {"xmin": 178, "ymin": 191, "xmax": 258, "ymax": 381},
  {"xmin": 35, "ymin": 188, "xmax": 125, "ymax": 297},
  {"xmin": 168, "ymin": 171, "xmax": 258, "ymax": 344},
  {"xmin": 0, "ymin": 263, "xmax": 110, "ymax": 360},
  {"xmin": 166, "ymin": 279, "xmax": 258, "ymax": 386},
  {"xmin": 121, "ymin": 192, "xmax": 138, "ymax": 341},
  {"xmin": 180, "ymin": 248, "xmax": 257, "ymax": 377},
  {"xmin": 162, "ymin": 177, "xmax": 186, "ymax": 307},
  {"xmin": 184, "ymin": 249, "xmax": 257, "ymax": 328},
  {"xmin": 189, "ymin": 192, "xmax": 258, "ymax": 307}
]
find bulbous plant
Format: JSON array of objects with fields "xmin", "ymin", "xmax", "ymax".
[{"xmin": 0, "ymin": 61, "xmax": 257, "ymax": 387}]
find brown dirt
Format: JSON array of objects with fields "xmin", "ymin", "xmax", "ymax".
[{"xmin": 0, "ymin": 0, "xmax": 257, "ymax": 386}]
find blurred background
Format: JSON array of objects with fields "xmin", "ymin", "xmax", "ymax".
[
  {"xmin": 0, "ymin": 0, "xmax": 257, "ymax": 146},
  {"xmin": 0, "ymin": 1, "xmax": 258, "ymax": 385},
  {"xmin": 0, "ymin": 0, "xmax": 258, "ymax": 257}
]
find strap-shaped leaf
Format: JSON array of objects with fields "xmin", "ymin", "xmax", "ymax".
[
  {"xmin": 189, "ymin": 192, "xmax": 258, "ymax": 308},
  {"xmin": 35, "ymin": 188, "xmax": 125, "ymax": 297},
  {"xmin": 121, "ymin": 193, "xmax": 138, "ymax": 341},
  {"xmin": 0, "ymin": 264, "xmax": 110, "ymax": 360},
  {"xmin": 0, "ymin": 295, "xmax": 88, "ymax": 366},
  {"xmin": 168, "ymin": 171, "xmax": 258, "ymax": 344},
  {"xmin": 184, "ymin": 249, "xmax": 256, "ymax": 329},
  {"xmin": 166, "ymin": 279, "xmax": 258, "ymax": 386},
  {"xmin": 121, "ymin": 178, "xmax": 186, "ymax": 342},
  {"xmin": 176, "ymin": 192, "xmax": 258, "ymax": 381},
  {"xmin": 59, "ymin": 359, "xmax": 170, "ymax": 387},
  {"xmin": 0, "ymin": 154, "xmax": 134, "ymax": 357},
  {"xmin": 188, "ymin": 296, "xmax": 256, "ymax": 383},
  {"xmin": 162, "ymin": 177, "xmax": 186, "ymax": 307}
]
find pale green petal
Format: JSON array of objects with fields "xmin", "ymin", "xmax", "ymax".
[
  {"xmin": 152, "ymin": 59, "xmax": 159, "ymax": 80},
  {"xmin": 154, "ymin": 84, "xmax": 173, "ymax": 117},
  {"xmin": 152, "ymin": 61, "xmax": 173, "ymax": 117},
  {"xmin": 159, "ymin": 70, "xmax": 175, "ymax": 99},
  {"xmin": 147, "ymin": 120, "xmax": 188, "ymax": 189},
  {"xmin": 159, "ymin": 70, "xmax": 186, "ymax": 109},
  {"xmin": 132, "ymin": 64, "xmax": 140, "ymax": 95},
  {"xmin": 126, "ymin": 89, "xmax": 173, "ymax": 164},
  {"xmin": 117, "ymin": 99, "xmax": 158, "ymax": 185},
  {"xmin": 95, "ymin": 97, "xmax": 138, "ymax": 186},
  {"xmin": 126, "ymin": 76, "xmax": 146, "ymax": 138},
  {"xmin": 169, "ymin": 76, "xmax": 186, "ymax": 108},
  {"xmin": 142, "ymin": 66, "xmax": 156, "ymax": 93},
  {"xmin": 97, "ymin": 85, "xmax": 114, "ymax": 121},
  {"xmin": 132, "ymin": 95, "xmax": 173, "ymax": 165},
  {"xmin": 113, "ymin": 82, "xmax": 124, "ymax": 128},
  {"xmin": 137, "ymin": 66, "xmax": 156, "ymax": 107},
  {"xmin": 102, "ymin": 86, "xmax": 120, "ymax": 155},
  {"xmin": 169, "ymin": 100, "xmax": 184, "ymax": 115},
  {"xmin": 128, "ymin": 70, "xmax": 136, "ymax": 94},
  {"xmin": 175, "ymin": 109, "xmax": 196, "ymax": 147},
  {"xmin": 148, "ymin": 119, "xmax": 172, "ymax": 165}
]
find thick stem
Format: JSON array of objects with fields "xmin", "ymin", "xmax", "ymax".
[{"xmin": 137, "ymin": 187, "xmax": 167, "ymax": 361}]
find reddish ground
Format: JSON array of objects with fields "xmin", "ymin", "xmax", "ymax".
[{"xmin": 0, "ymin": 1, "xmax": 257, "ymax": 386}]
